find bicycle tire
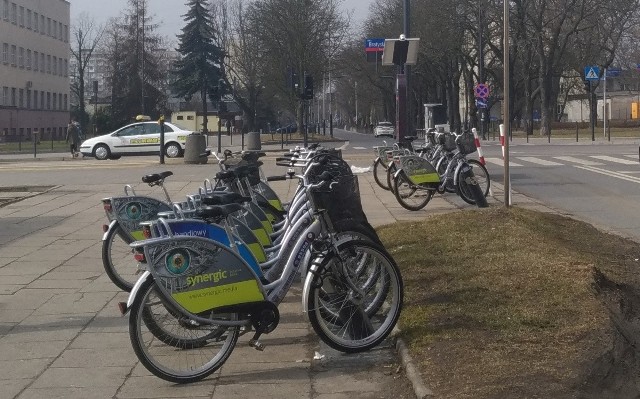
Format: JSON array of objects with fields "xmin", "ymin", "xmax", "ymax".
[
  {"xmin": 306, "ymin": 240, "xmax": 403, "ymax": 353},
  {"xmin": 393, "ymin": 170, "xmax": 433, "ymax": 211},
  {"xmin": 373, "ymin": 158, "xmax": 390, "ymax": 190},
  {"xmin": 456, "ymin": 160, "xmax": 490, "ymax": 205},
  {"xmin": 129, "ymin": 278, "xmax": 239, "ymax": 384},
  {"xmin": 333, "ymin": 218, "xmax": 382, "ymax": 245},
  {"xmin": 386, "ymin": 163, "xmax": 397, "ymax": 194},
  {"xmin": 102, "ymin": 223, "xmax": 137, "ymax": 292}
]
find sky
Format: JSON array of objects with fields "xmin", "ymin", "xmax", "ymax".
[{"xmin": 69, "ymin": 0, "xmax": 374, "ymax": 41}]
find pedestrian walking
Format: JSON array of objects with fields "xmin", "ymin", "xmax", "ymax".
[{"xmin": 66, "ymin": 119, "xmax": 82, "ymax": 158}]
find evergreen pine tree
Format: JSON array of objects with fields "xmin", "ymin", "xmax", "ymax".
[{"xmin": 173, "ymin": 0, "xmax": 226, "ymax": 135}]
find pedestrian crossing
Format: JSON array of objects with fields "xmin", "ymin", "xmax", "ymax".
[{"xmin": 483, "ymin": 155, "xmax": 638, "ymax": 168}]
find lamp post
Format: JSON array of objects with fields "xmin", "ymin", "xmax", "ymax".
[{"xmin": 503, "ymin": 0, "xmax": 511, "ymax": 207}]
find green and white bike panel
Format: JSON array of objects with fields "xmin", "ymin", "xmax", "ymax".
[
  {"xmin": 103, "ymin": 196, "xmax": 172, "ymax": 241},
  {"xmin": 396, "ymin": 155, "xmax": 440, "ymax": 185}
]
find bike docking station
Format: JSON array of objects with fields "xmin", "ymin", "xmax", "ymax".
[{"xmin": 382, "ymin": 34, "xmax": 420, "ymax": 142}]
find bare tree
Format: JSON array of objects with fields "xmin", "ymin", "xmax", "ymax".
[{"xmin": 70, "ymin": 12, "xmax": 104, "ymax": 128}]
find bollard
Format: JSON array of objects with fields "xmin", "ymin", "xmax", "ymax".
[{"xmin": 471, "ymin": 128, "xmax": 485, "ymax": 165}]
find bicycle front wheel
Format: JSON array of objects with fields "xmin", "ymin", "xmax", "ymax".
[
  {"xmin": 306, "ymin": 240, "xmax": 403, "ymax": 353},
  {"xmin": 456, "ymin": 159, "xmax": 490, "ymax": 205},
  {"xmin": 373, "ymin": 158, "xmax": 390, "ymax": 190},
  {"xmin": 129, "ymin": 278, "xmax": 240, "ymax": 384},
  {"xmin": 393, "ymin": 170, "xmax": 433, "ymax": 211},
  {"xmin": 102, "ymin": 223, "xmax": 137, "ymax": 291},
  {"xmin": 386, "ymin": 163, "xmax": 397, "ymax": 194}
]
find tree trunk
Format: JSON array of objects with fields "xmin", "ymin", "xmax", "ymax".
[{"xmin": 201, "ymin": 88, "xmax": 208, "ymax": 135}]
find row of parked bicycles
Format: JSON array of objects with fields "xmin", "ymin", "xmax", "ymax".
[
  {"xmin": 99, "ymin": 145, "xmax": 403, "ymax": 384},
  {"xmin": 373, "ymin": 129, "xmax": 490, "ymax": 210}
]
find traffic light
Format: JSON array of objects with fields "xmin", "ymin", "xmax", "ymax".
[{"xmin": 303, "ymin": 73, "xmax": 314, "ymax": 100}]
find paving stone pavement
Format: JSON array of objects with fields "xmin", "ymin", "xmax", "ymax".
[{"xmin": 0, "ymin": 147, "xmax": 553, "ymax": 399}]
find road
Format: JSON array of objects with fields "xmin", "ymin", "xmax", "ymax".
[{"xmin": 333, "ymin": 128, "xmax": 640, "ymax": 241}]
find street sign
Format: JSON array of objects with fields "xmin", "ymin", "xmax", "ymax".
[
  {"xmin": 584, "ymin": 66, "xmax": 600, "ymax": 80},
  {"xmin": 475, "ymin": 98, "xmax": 488, "ymax": 109},
  {"xmin": 365, "ymin": 38, "xmax": 385, "ymax": 53},
  {"xmin": 606, "ymin": 67, "xmax": 621, "ymax": 77},
  {"xmin": 474, "ymin": 83, "xmax": 489, "ymax": 99}
]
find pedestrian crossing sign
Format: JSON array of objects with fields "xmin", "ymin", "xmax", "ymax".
[{"xmin": 584, "ymin": 66, "xmax": 600, "ymax": 80}]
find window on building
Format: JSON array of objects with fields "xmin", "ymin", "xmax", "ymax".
[
  {"xmin": 11, "ymin": 87, "xmax": 16, "ymax": 106},
  {"xmin": 33, "ymin": 12, "xmax": 37, "ymax": 32},
  {"xmin": 46, "ymin": 92, "xmax": 50, "ymax": 110},
  {"xmin": 33, "ymin": 51, "xmax": 38, "ymax": 71},
  {"xmin": 58, "ymin": 93, "xmax": 62, "ymax": 110},
  {"xmin": 63, "ymin": 94, "xmax": 67, "ymax": 110},
  {"xmin": 26, "ymin": 49, "xmax": 31, "ymax": 69},
  {"xmin": 26, "ymin": 89, "xmax": 31, "ymax": 109},
  {"xmin": 2, "ymin": 43, "xmax": 7, "ymax": 64},
  {"xmin": 64, "ymin": 59, "xmax": 67, "ymax": 76},
  {"xmin": 2, "ymin": 0, "xmax": 8, "ymax": 21},
  {"xmin": 177, "ymin": 115, "xmax": 184, "ymax": 120},
  {"xmin": 187, "ymin": 115, "xmax": 194, "ymax": 120},
  {"xmin": 52, "ymin": 92, "xmax": 56, "ymax": 110},
  {"xmin": 40, "ymin": 90, "xmax": 44, "ymax": 109},
  {"xmin": 18, "ymin": 5, "xmax": 22, "ymax": 26},
  {"xmin": 2, "ymin": 87, "xmax": 8, "ymax": 106},
  {"xmin": 33, "ymin": 90, "xmax": 37, "ymax": 109},
  {"xmin": 46, "ymin": 54, "xmax": 50, "ymax": 73},
  {"xmin": 40, "ymin": 15, "xmax": 44, "ymax": 34},
  {"xmin": 64, "ymin": 24, "xmax": 68, "ymax": 42},
  {"xmin": 40, "ymin": 53, "xmax": 44, "ymax": 72},
  {"xmin": 10, "ymin": 45, "xmax": 16, "ymax": 66},
  {"xmin": 47, "ymin": 17, "xmax": 51, "ymax": 36},
  {"xmin": 52, "ymin": 56, "xmax": 57, "ymax": 75},
  {"xmin": 18, "ymin": 47, "xmax": 23, "ymax": 68},
  {"xmin": 10, "ymin": 2, "xmax": 16, "ymax": 24},
  {"xmin": 18, "ymin": 88, "xmax": 23, "ymax": 108},
  {"xmin": 26, "ymin": 8, "xmax": 30, "ymax": 29},
  {"xmin": 58, "ymin": 58, "xmax": 62, "ymax": 76},
  {"xmin": 58, "ymin": 22, "xmax": 62, "ymax": 40}
]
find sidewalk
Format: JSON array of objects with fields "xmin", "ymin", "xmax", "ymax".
[{"xmin": 0, "ymin": 138, "xmax": 559, "ymax": 399}]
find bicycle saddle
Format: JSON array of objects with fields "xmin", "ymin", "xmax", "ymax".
[
  {"xmin": 216, "ymin": 170, "xmax": 236, "ymax": 181},
  {"xmin": 195, "ymin": 203, "xmax": 243, "ymax": 219},
  {"xmin": 201, "ymin": 192, "xmax": 251, "ymax": 206},
  {"xmin": 141, "ymin": 171, "xmax": 173, "ymax": 184},
  {"xmin": 401, "ymin": 136, "xmax": 418, "ymax": 142}
]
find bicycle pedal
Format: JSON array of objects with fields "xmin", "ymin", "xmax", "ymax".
[{"xmin": 249, "ymin": 339, "xmax": 266, "ymax": 351}]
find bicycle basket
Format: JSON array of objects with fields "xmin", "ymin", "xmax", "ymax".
[
  {"xmin": 310, "ymin": 175, "xmax": 366, "ymax": 224},
  {"xmin": 442, "ymin": 133, "xmax": 457, "ymax": 152},
  {"xmin": 456, "ymin": 133, "xmax": 477, "ymax": 155},
  {"xmin": 305, "ymin": 153, "xmax": 352, "ymax": 184}
]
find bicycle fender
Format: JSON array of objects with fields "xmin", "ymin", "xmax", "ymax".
[
  {"xmin": 123, "ymin": 271, "xmax": 153, "ymax": 314},
  {"xmin": 453, "ymin": 161, "xmax": 472, "ymax": 187},
  {"xmin": 301, "ymin": 256, "xmax": 325, "ymax": 319},
  {"xmin": 102, "ymin": 219, "xmax": 118, "ymax": 241}
]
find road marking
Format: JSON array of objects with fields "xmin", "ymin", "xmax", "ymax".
[
  {"xmin": 553, "ymin": 156, "xmax": 603, "ymax": 166},
  {"xmin": 575, "ymin": 165, "xmax": 640, "ymax": 184},
  {"xmin": 590, "ymin": 155, "xmax": 638, "ymax": 165},
  {"xmin": 517, "ymin": 157, "xmax": 563, "ymax": 166},
  {"xmin": 624, "ymin": 154, "xmax": 640, "ymax": 160},
  {"xmin": 352, "ymin": 146, "xmax": 367, "ymax": 150},
  {"xmin": 484, "ymin": 157, "xmax": 523, "ymax": 167},
  {"xmin": 337, "ymin": 141, "xmax": 350, "ymax": 151}
]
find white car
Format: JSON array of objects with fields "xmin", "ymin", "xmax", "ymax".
[
  {"xmin": 374, "ymin": 122, "xmax": 395, "ymax": 138},
  {"xmin": 80, "ymin": 121, "xmax": 192, "ymax": 160}
]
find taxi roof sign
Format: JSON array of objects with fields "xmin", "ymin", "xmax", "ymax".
[{"xmin": 136, "ymin": 115, "xmax": 151, "ymax": 121}]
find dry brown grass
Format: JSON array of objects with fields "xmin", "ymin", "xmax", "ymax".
[{"xmin": 377, "ymin": 207, "xmax": 640, "ymax": 398}]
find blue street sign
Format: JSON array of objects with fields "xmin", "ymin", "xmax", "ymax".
[
  {"xmin": 606, "ymin": 67, "xmax": 621, "ymax": 77},
  {"xmin": 365, "ymin": 38, "xmax": 385, "ymax": 52},
  {"xmin": 475, "ymin": 98, "xmax": 488, "ymax": 109},
  {"xmin": 584, "ymin": 66, "xmax": 600, "ymax": 80}
]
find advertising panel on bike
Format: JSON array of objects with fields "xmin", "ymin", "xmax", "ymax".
[
  {"xmin": 106, "ymin": 196, "xmax": 173, "ymax": 240},
  {"xmin": 143, "ymin": 236, "xmax": 266, "ymax": 314}
]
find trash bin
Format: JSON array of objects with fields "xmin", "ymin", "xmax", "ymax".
[
  {"xmin": 246, "ymin": 132, "xmax": 261, "ymax": 151},
  {"xmin": 184, "ymin": 133, "xmax": 208, "ymax": 164}
]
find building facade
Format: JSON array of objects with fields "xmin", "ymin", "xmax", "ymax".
[{"xmin": 0, "ymin": 0, "xmax": 70, "ymax": 142}]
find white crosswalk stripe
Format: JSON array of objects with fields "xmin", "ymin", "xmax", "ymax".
[
  {"xmin": 352, "ymin": 146, "xmax": 367, "ymax": 150},
  {"xmin": 484, "ymin": 157, "xmax": 523, "ymax": 167},
  {"xmin": 590, "ymin": 155, "xmax": 638, "ymax": 165},
  {"xmin": 552, "ymin": 156, "xmax": 603, "ymax": 166},
  {"xmin": 516, "ymin": 157, "xmax": 563, "ymax": 166}
]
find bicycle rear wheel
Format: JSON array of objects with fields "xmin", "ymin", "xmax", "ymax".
[
  {"xmin": 102, "ymin": 223, "xmax": 138, "ymax": 291},
  {"xmin": 306, "ymin": 240, "xmax": 403, "ymax": 353},
  {"xmin": 386, "ymin": 163, "xmax": 397, "ymax": 194},
  {"xmin": 393, "ymin": 170, "xmax": 433, "ymax": 211},
  {"xmin": 129, "ymin": 278, "xmax": 239, "ymax": 384},
  {"xmin": 373, "ymin": 158, "xmax": 390, "ymax": 190}
]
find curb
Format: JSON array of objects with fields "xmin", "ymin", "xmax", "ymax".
[{"xmin": 396, "ymin": 337, "xmax": 435, "ymax": 398}]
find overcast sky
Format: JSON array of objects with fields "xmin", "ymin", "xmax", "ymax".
[{"xmin": 69, "ymin": 0, "xmax": 373, "ymax": 40}]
